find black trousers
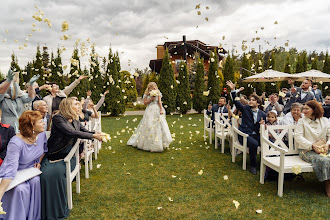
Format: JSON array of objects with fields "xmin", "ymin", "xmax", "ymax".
[{"xmin": 238, "ymin": 133, "xmax": 260, "ymax": 168}]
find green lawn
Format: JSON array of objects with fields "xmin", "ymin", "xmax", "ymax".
[{"xmin": 69, "ymin": 114, "xmax": 329, "ymax": 220}]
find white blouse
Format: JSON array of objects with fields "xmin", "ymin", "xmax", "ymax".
[{"xmin": 295, "ymin": 117, "xmax": 330, "ymax": 150}]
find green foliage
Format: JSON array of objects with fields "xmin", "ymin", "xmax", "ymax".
[
  {"xmin": 281, "ymin": 55, "xmax": 292, "ymax": 89},
  {"xmin": 104, "ymin": 48, "xmax": 125, "ymax": 116},
  {"xmin": 89, "ymin": 46, "xmax": 103, "ymax": 102},
  {"xmin": 240, "ymin": 53, "xmax": 253, "ymax": 96},
  {"xmin": 265, "ymin": 52, "xmax": 278, "ymax": 95},
  {"xmin": 207, "ymin": 50, "xmax": 221, "ymax": 104},
  {"xmin": 222, "ymin": 53, "xmax": 235, "ymax": 91},
  {"xmin": 141, "ymin": 73, "xmax": 150, "ymax": 96},
  {"xmin": 254, "ymin": 53, "xmax": 265, "ymax": 95},
  {"xmin": 68, "ymin": 47, "xmax": 86, "ymax": 99},
  {"xmin": 192, "ymin": 58, "xmax": 206, "ymax": 113},
  {"xmin": 176, "ymin": 62, "xmax": 191, "ymax": 114},
  {"xmin": 158, "ymin": 49, "xmax": 176, "ymax": 114},
  {"xmin": 311, "ymin": 55, "xmax": 318, "ymax": 70},
  {"xmin": 33, "ymin": 45, "xmax": 44, "ymax": 86},
  {"xmin": 121, "ymin": 70, "xmax": 138, "ymax": 104},
  {"xmin": 48, "ymin": 49, "xmax": 65, "ymax": 89},
  {"xmin": 149, "ymin": 71, "xmax": 158, "ymax": 84}
]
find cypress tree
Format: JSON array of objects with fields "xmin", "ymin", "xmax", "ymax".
[
  {"xmin": 33, "ymin": 45, "xmax": 44, "ymax": 85},
  {"xmin": 322, "ymin": 53, "xmax": 330, "ymax": 95},
  {"xmin": 158, "ymin": 48, "xmax": 176, "ymax": 114},
  {"xmin": 121, "ymin": 70, "xmax": 138, "ymax": 104},
  {"xmin": 222, "ymin": 53, "xmax": 235, "ymax": 91},
  {"xmin": 149, "ymin": 71, "xmax": 158, "ymax": 84},
  {"xmin": 104, "ymin": 47, "xmax": 125, "ymax": 115},
  {"xmin": 142, "ymin": 73, "xmax": 150, "ymax": 95},
  {"xmin": 68, "ymin": 47, "xmax": 85, "ymax": 99},
  {"xmin": 207, "ymin": 50, "xmax": 221, "ymax": 104},
  {"xmin": 49, "ymin": 48, "xmax": 65, "ymax": 89},
  {"xmin": 23, "ymin": 62, "xmax": 33, "ymax": 87},
  {"xmin": 281, "ymin": 55, "xmax": 292, "ymax": 89},
  {"xmin": 311, "ymin": 55, "xmax": 318, "ymax": 70},
  {"xmin": 89, "ymin": 46, "xmax": 103, "ymax": 102},
  {"xmin": 254, "ymin": 53, "xmax": 265, "ymax": 95},
  {"xmin": 192, "ymin": 58, "xmax": 206, "ymax": 113},
  {"xmin": 241, "ymin": 53, "xmax": 252, "ymax": 96},
  {"xmin": 265, "ymin": 52, "xmax": 278, "ymax": 95},
  {"xmin": 176, "ymin": 61, "xmax": 191, "ymax": 114}
]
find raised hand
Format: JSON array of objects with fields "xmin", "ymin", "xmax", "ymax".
[
  {"xmin": 238, "ymin": 87, "xmax": 245, "ymax": 92},
  {"xmin": 259, "ymin": 118, "xmax": 265, "ymax": 125},
  {"xmin": 104, "ymin": 90, "xmax": 109, "ymax": 96},
  {"xmin": 78, "ymin": 75, "xmax": 88, "ymax": 81},
  {"xmin": 86, "ymin": 90, "xmax": 92, "ymax": 97},
  {"xmin": 226, "ymin": 80, "xmax": 235, "ymax": 91},
  {"xmin": 6, "ymin": 68, "xmax": 15, "ymax": 82},
  {"xmin": 29, "ymin": 75, "xmax": 40, "ymax": 85}
]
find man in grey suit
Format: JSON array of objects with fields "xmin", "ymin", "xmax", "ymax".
[{"xmin": 283, "ymin": 79, "xmax": 315, "ymax": 114}]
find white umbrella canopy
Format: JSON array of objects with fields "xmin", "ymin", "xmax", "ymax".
[
  {"xmin": 293, "ymin": 70, "xmax": 330, "ymax": 82},
  {"xmin": 242, "ymin": 70, "xmax": 299, "ymax": 82}
]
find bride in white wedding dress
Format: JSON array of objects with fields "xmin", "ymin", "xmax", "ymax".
[{"xmin": 127, "ymin": 82, "xmax": 172, "ymax": 152}]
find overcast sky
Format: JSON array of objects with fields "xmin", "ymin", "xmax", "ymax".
[{"xmin": 0, "ymin": 0, "xmax": 329, "ymax": 76}]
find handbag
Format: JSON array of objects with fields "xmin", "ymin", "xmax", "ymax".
[{"xmin": 313, "ymin": 139, "xmax": 329, "ymax": 154}]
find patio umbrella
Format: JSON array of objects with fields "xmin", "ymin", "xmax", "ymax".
[
  {"xmin": 293, "ymin": 70, "xmax": 330, "ymax": 82},
  {"xmin": 242, "ymin": 70, "xmax": 299, "ymax": 82}
]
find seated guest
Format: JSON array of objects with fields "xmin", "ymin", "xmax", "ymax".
[
  {"xmin": 0, "ymin": 111, "xmax": 47, "ymax": 219},
  {"xmin": 0, "ymin": 109, "xmax": 16, "ymax": 166},
  {"xmin": 278, "ymin": 88, "xmax": 289, "ymax": 106},
  {"xmin": 227, "ymin": 81, "xmax": 266, "ymax": 175},
  {"xmin": 279, "ymin": 103, "xmax": 303, "ymax": 125},
  {"xmin": 264, "ymin": 93, "xmax": 283, "ymax": 116},
  {"xmin": 323, "ymin": 95, "xmax": 330, "ymax": 118},
  {"xmin": 33, "ymin": 100, "xmax": 51, "ymax": 131},
  {"xmin": 0, "ymin": 69, "xmax": 39, "ymax": 132},
  {"xmin": 283, "ymin": 79, "xmax": 314, "ymax": 114},
  {"xmin": 295, "ymin": 100, "xmax": 330, "ymax": 197},
  {"xmin": 43, "ymin": 75, "xmax": 88, "ymax": 117},
  {"xmin": 40, "ymin": 98, "xmax": 103, "ymax": 220},
  {"xmin": 312, "ymin": 84, "xmax": 324, "ymax": 103},
  {"xmin": 207, "ymin": 97, "xmax": 228, "ymax": 127}
]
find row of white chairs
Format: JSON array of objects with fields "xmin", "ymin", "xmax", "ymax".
[
  {"xmin": 203, "ymin": 110, "xmax": 314, "ymax": 197},
  {"xmin": 64, "ymin": 112, "xmax": 102, "ymax": 209}
]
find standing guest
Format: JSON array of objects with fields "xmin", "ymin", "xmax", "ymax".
[
  {"xmin": 295, "ymin": 100, "xmax": 330, "ymax": 197},
  {"xmin": 312, "ymin": 84, "xmax": 324, "ymax": 103},
  {"xmin": 264, "ymin": 93, "xmax": 283, "ymax": 116},
  {"xmin": 33, "ymin": 100, "xmax": 51, "ymax": 131},
  {"xmin": 279, "ymin": 103, "xmax": 303, "ymax": 125},
  {"xmin": 40, "ymin": 98, "xmax": 103, "ymax": 220},
  {"xmin": 221, "ymin": 88, "xmax": 229, "ymax": 100},
  {"xmin": 207, "ymin": 97, "xmax": 228, "ymax": 127},
  {"xmin": 278, "ymin": 88, "xmax": 289, "ymax": 106},
  {"xmin": 226, "ymin": 81, "xmax": 267, "ymax": 175},
  {"xmin": 0, "ymin": 111, "xmax": 47, "ymax": 220},
  {"xmin": 43, "ymin": 75, "xmax": 88, "ymax": 116},
  {"xmin": 0, "ymin": 109, "xmax": 16, "ymax": 166},
  {"xmin": 283, "ymin": 79, "xmax": 315, "ymax": 114},
  {"xmin": 0, "ymin": 69, "xmax": 39, "ymax": 132},
  {"xmin": 84, "ymin": 90, "xmax": 109, "ymax": 112},
  {"xmin": 322, "ymin": 95, "xmax": 330, "ymax": 118}
]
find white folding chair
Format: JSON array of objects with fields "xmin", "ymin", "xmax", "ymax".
[
  {"xmin": 260, "ymin": 124, "xmax": 313, "ymax": 197},
  {"xmin": 231, "ymin": 117, "xmax": 249, "ymax": 170},
  {"xmin": 64, "ymin": 139, "xmax": 81, "ymax": 210},
  {"xmin": 83, "ymin": 121, "xmax": 94, "ymax": 178},
  {"xmin": 203, "ymin": 110, "xmax": 214, "ymax": 144},
  {"xmin": 214, "ymin": 113, "xmax": 231, "ymax": 153}
]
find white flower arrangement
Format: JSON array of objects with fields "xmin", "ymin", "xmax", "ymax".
[{"xmin": 150, "ymin": 90, "xmax": 160, "ymax": 97}]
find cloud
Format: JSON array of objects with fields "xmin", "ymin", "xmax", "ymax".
[{"xmin": 0, "ymin": 0, "xmax": 329, "ymax": 76}]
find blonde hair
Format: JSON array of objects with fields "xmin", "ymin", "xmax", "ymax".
[
  {"xmin": 144, "ymin": 82, "xmax": 158, "ymax": 96},
  {"xmin": 58, "ymin": 98, "xmax": 79, "ymax": 121}
]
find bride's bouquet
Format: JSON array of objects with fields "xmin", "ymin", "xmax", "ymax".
[{"xmin": 150, "ymin": 89, "xmax": 160, "ymax": 97}]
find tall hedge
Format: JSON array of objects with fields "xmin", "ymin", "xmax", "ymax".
[
  {"xmin": 176, "ymin": 61, "xmax": 191, "ymax": 114},
  {"xmin": 192, "ymin": 58, "xmax": 206, "ymax": 113}
]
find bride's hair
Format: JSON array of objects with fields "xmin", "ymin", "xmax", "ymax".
[{"xmin": 144, "ymin": 82, "xmax": 158, "ymax": 96}]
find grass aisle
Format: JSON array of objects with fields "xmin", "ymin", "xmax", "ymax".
[{"xmin": 69, "ymin": 114, "xmax": 329, "ymax": 219}]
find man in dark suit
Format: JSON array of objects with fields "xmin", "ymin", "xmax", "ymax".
[
  {"xmin": 323, "ymin": 95, "xmax": 330, "ymax": 118},
  {"xmin": 227, "ymin": 80, "xmax": 267, "ymax": 175},
  {"xmin": 283, "ymin": 79, "xmax": 315, "ymax": 114},
  {"xmin": 206, "ymin": 97, "xmax": 228, "ymax": 127}
]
